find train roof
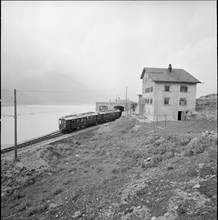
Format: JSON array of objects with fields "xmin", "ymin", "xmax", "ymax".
[
  {"xmin": 60, "ymin": 112, "xmax": 98, "ymax": 120},
  {"xmin": 59, "ymin": 109, "xmax": 120, "ymax": 121}
]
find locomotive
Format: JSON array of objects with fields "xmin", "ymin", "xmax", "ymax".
[{"xmin": 58, "ymin": 109, "xmax": 122, "ymax": 133}]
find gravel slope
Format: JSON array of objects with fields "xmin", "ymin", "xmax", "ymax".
[{"xmin": 1, "ymin": 115, "xmax": 217, "ymax": 220}]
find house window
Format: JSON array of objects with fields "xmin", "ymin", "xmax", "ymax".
[
  {"xmin": 180, "ymin": 85, "xmax": 188, "ymax": 92},
  {"xmin": 164, "ymin": 97, "xmax": 170, "ymax": 105},
  {"xmin": 150, "ymin": 87, "xmax": 153, "ymax": 92},
  {"xmin": 145, "ymin": 98, "xmax": 149, "ymax": 104},
  {"xmin": 164, "ymin": 85, "xmax": 170, "ymax": 91},
  {"xmin": 142, "ymin": 98, "xmax": 145, "ymax": 104},
  {"xmin": 179, "ymin": 98, "xmax": 187, "ymax": 106},
  {"xmin": 145, "ymin": 88, "xmax": 150, "ymax": 93},
  {"xmin": 150, "ymin": 98, "xmax": 153, "ymax": 104}
]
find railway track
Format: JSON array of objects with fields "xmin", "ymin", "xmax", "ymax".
[
  {"xmin": 1, "ymin": 131, "xmax": 63, "ymax": 154},
  {"xmin": 1, "ymin": 120, "xmax": 113, "ymax": 155}
]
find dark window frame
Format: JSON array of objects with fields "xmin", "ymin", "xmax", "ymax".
[
  {"xmin": 179, "ymin": 98, "xmax": 187, "ymax": 106},
  {"xmin": 164, "ymin": 85, "xmax": 170, "ymax": 92},
  {"xmin": 164, "ymin": 97, "xmax": 170, "ymax": 105},
  {"xmin": 180, "ymin": 85, "xmax": 188, "ymax": 93}
]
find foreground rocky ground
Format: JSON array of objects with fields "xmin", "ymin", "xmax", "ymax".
[{"xmin": 1, "ymin": 113, "xmax": 217, "ymax": 220}]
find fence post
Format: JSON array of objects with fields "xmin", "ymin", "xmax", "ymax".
[
  {"xmin": 153, "ymin": 118, "xmax": 155, "ymax": 132},
  {"xmin": 14, "ymin": 89, "xmax": 19, "ymax": 162},
  {"xmin": 165, "ymin": 114, "xmax": 166, "ymax": 128}
]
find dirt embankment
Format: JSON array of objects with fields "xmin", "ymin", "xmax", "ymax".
[{"xmin": 1, "ymin": 116, "xmax": 217, "ymax": 220}]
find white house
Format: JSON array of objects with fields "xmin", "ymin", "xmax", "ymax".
[{"xmin": 138, "ymin": 64, "xmax": 201, "ymax": 121}]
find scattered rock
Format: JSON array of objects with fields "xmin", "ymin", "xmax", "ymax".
[
  {"xmin": 144, "ymin": 157, "xmax": 152, "ymax": 162},
  {"xmin": 193, "ymin": 184, "xmax": 200, "ymax": 189},
  {"xmin": 164, "ymin": 212, "xmax": 170, "ymax": 217},
  {"xmin": 72, "ymin": 211, "xmax": 82, "ymax": 218},
  {"xmin": 133, "ymin": 125, "xmax": 140, "ymax": 131},
  {"xmin": 49, "ymin": 203, "xmax": 59, "ymax": 210},
  {"xmin": 167, "ymin": 166, "xmax": 174, "ymax": 170},
  {"xmin": 198, "ymin": 163, "xmax": 204, "ymax": 169},
  {"xmin": 188, "ymin": 193, "xmax": 192, "ymax": 196},
  {"xmin": 124, "ymin": 207, "xmax": 133, "ymax": 215}
]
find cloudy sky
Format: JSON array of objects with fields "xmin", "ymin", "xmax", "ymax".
[{"xmin": 2, "ymin": 1, "xmax": 216, "ymax": 102}]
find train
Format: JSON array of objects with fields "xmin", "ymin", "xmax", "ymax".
[{"xmin": 58, "ymin": 109, "xmax": 122, "ymax": 133}]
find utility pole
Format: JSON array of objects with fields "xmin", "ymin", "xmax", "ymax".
[
  {"xmin": 125, "ymin": 86, "xmax": 128, "ymax": 116},
  {"xmin": 14, "ymin": 89, "xmax": 19, "ymax": 161}
]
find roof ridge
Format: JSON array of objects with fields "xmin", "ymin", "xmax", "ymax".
[
  {"xmin": 140, "ymin": 67, "xmax": 201, "ymax": 83},
  {"xmin": 144, "ymin": 67, "xmax": 184, "ymax": 70}
]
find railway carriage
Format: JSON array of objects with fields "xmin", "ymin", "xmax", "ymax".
[{"xmin": 59, "ymin": 109, "xmax": 121, "ymax": 133}]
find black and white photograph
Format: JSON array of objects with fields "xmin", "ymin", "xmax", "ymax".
[{"xmin": 1, "ymin": 1, "xmax": 217, "ymax": 219}]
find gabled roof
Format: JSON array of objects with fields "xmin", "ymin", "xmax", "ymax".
[{"xmin": 140, "ymin": 67, "xmax": 201, "ymax": 83}]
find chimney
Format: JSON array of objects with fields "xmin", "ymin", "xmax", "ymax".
[{"xmin": 168, "ymin": 64, "xmax": 172, "ymax": 72}]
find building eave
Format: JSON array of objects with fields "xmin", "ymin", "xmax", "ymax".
[
  {"xmin": 140, "ymin": 68, "xmax": 145, "ymax": 79},
  {"xmin": 153, "ymin": 81, "xmax": 201, "ymax": 84}
]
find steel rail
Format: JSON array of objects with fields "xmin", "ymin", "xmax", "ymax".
[
  {"xmin": 1, "ymin": 131, "xmax": 62, "ymax": 154},
  {"xmin": 1, "ymin": 113, "xmax": 121, "ymax": 155}
]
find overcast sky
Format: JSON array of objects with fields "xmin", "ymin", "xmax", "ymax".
[{"xmin": 2, "ymin": 1, "xmax": 216, "ymax": 102}]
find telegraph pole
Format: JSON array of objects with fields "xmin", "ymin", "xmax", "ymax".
[
  {"xmin": 14, "ymin": 89, "xmax": 19, "ymax": 161},
  {"xmin": 125, "ymin": 86, "xmax": 128, "ymax": 116}
]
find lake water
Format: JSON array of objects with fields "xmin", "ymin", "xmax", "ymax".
[{"xmin": 1, "ymin": 105, "xmax": 95, "ymax": 149}]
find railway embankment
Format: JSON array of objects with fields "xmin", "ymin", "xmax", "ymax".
[{"xmin": 1, "ymin": 101, "xmax": 217, "ymax": 219}]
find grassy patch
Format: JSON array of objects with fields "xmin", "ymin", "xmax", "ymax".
[
  {"xmin": 63, "ymin": 178, "xmax": 72, "ymax": 185},
  {"xmin": 27, "ymin": 203, "xmax": 49, "ymax": 216},
  {"xmin": 52, "ymin": 187, "xmax": 64, "ymax": 196},
  {"xmin": 96, "ymin": 166, "xmax": 103, "ymax": 173},
  {"xmin": 12, "ymin": 189, "xmax": 26, "ymax": 200}
]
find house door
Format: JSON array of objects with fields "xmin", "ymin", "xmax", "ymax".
[{"xmin": 178, "ymin": 111, "xmax": 182, "ymax": 120}]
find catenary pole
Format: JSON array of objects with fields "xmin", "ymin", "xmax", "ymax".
[
  {"xmin": 14, "ymin": 89, "xmax": 19, "ymax": 161},
  {"xmin": 126, "ymin": 86, "xmax": 127, "ymax": 115}
]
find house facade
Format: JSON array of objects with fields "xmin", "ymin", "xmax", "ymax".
[{"xmin": 138, "ymin": 64, "xmax": 201, "ymax": 121}]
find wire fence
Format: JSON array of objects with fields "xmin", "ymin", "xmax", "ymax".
[{"xmin": 154, "ymin": 114, "xmax": 167, "ymax": 131}]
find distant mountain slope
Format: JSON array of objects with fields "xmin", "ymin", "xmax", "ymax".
[
  {"xmin": 1, "ymin": 89, "xmax": 109, "ymax": 106},
  {"xmin": 1, "ymin": 91, "xmax": 40, "ymax": 106}
]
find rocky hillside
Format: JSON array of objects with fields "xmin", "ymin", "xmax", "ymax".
[
  {"xmin": 196, "ymin": 94, "xmax": 217, "ymax": 111},
  {"xmin": 198, "ymin": 94, "xmax": 217, "ymax": 100},
  {"xmin": 1, "ymin": 117, "xmax": 217, "ymax": 220},
  {"xmin": 194, "ymin": 94, "xmax": 217, "ymax": 121}
]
